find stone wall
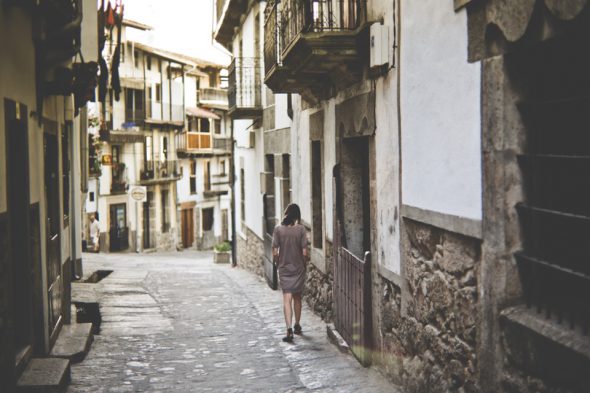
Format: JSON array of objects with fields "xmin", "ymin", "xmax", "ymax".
[
  {"xmin": 304, "ymin": 240, "xmax": 334, "ymax": 322},
  {"xmin": 377, "ymin": 218, "xmax": 481, "ymax": 393},
  {"xmin": 304, "ymin": 264, "xmax": 333, "ymax": 322},
  {"xmin": 237, "ymin": 226, "xmax": 264, "ymax": 277}
]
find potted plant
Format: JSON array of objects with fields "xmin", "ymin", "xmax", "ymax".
[{"xmin": 214, "ymin": 241, "xmax": 231, "ymax": 264}]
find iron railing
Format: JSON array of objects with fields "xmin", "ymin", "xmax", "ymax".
[
  {"xmin": 280, "ymin": 0, "xmax": 364, "ymax": 53},
  {"xmin": 140, "ymin": 160, "xmax": 180, "ymax": 181},
  {"xmin": 228, "ymin": 57, "xmax": 262, "ymax": 110},
  {"xmin": 264, "ymin": 0, "xmax": 281, "ymax": 76},
  {"xmin": 334, "ymin": 246, "xmax": 372, "ymax": 365},
  {"xmin": 110, "ymin": 163, "xmax": 127, "ymax": 194},
  {"xmin": 515, "ymin": 97, "xmax": 590, "ymax": 335}
]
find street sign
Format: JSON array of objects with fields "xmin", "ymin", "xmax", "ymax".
[{"xmin": 129, "ymin": 186, "xmax": 147, "ymax": 202}]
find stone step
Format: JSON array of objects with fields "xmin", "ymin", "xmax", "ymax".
[
  {"xmin": 16, "ymin": 358, "xmax": 70, "ymax": 393},
  {"xmin": 50, "ymin": 323, "xmax": 94, "ymax": 363}
]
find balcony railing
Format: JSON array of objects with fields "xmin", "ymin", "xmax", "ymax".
[
  {"xmin": 124, "ymin": 108, "xmax": 145, "ymax": 125},
  {"xmin": 198, "ymin": 87, "xmax": 228, "ymax": 107},
  {"xmin": 140, "ymin": 160, "xmax": 180, "ymax": 182},
  {"xmin": 264, "ymin": 0, "xmax": 366, "ymax": 99},
  {"xmin": 281, "ymin": 0, "xmax": 363, "ymax": 51},
  {"xmin": 228, "ymin": 57, "xmax": 263, "ymax": 119},
  {"xmin": 145, "ymin": 100, "xmax": 185, "ymax": 124},
  {"xmin": 264, "ymin": 0, "xmax": 281, "ymax": 76},
  {"xmin": 176, "ymin": 131, "xmax": 212, "ymax": 152},
  {"xmin": 213, "ymin": 136, "xmax": 232, "ymax": 152},
  {"xmin": 110, "ymin": 163, "xmax": 127, "ymax": 194}
]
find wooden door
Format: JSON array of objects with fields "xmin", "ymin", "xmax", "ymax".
[{"xmin": 181, "ymin": 208, "xmax": 194, "ymax": 248}]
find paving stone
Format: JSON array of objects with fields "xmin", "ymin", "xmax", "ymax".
[
  {"xmin": 67, "ymin": 251, "xmax": 400, "ymax": 393},
  {"xmin": 51, "ymin": 323, "xmax": 93, "ymax": 363},
  {"xmin": 18, "ymin": 358, "xmax": 70, "ymax": 393}
]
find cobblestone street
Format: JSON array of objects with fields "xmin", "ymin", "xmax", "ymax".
[{"xmin": 68, "ymin": 251, "xmax": 397, "ymax": 393}]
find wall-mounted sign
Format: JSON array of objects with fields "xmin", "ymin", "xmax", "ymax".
[
  {"xmin": 129, "ymin": 186, "xmax": 147, "ymax": 202},
  {"xmin": 101, "ymin": 154, "xmax": 112, "ymax": 165}
]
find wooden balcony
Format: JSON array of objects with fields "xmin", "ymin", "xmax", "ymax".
[
  {"xmin": 176, "ymin": 131, "xmax": 231, "ymax": 157},
  {"xmin": 228, "ymin": 57, "xmax": 263, "ymax": 119},
  {"xmin": 264, "ymin": 0, "xmax": 368, "ymax": 102}
]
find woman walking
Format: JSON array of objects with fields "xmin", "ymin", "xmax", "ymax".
[{"xmin": 272, "ymin": 203, "xmax": 309, "ymax": 343}]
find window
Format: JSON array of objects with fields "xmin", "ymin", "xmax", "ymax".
[
  {"xmin": 89, "ymin": 192, "xmax": 95, "ymax": 202},
  {"xmin": 155, "ymin": 83, "xmax": 161, "ymax": 102},
  {"xmin": 214, "ymin": 119, "xmax": 221, "ymax": 134},
  {"xmin": 134, "ymin": 49, "xmax": 139, "ymax": 68},
  {"xmin": 190, "ymin": 160, "xmax": 197, "ymax": 194},
  {"xmin": 162, "ymin": 136, "xmax": 168, "ymax": 161},
  {"xmin": 125, "ymin": 88, "xmax": 145, "ymax": 122},
  {"xmin": 147, "ymin": 55, "xmax": 152, "ymax": 70},
  {"xmin": 112, "ymin": 145, "xmax": 120, "ymax": 164},
  {"xmin": 202, "ymin": 208, "xmax": 214, "ymax": 231},
  {"xmin": 62, "ymin": 123, "xmax": 71, "ymax": 224},
  {"xmin": 144, "ymin": 136, "xmax": 153, "ymax": 162},
  {"xmin": 161, "ymin": 190, "xmax": 169, "ymax": 232},
  {"xmin": 201, "ymin": 118, "xmax": 210, "ymax": 133},
  {"xmin": 220, "ymin": 160, "xmax": 226, "ymax": 176},
  {"xmin": 311, "ymin": 141, "xmax": 323, "ymax": 249},
  {"xmin": 204, "ymin": 161, "xmax": 211, "ymax": 191}
]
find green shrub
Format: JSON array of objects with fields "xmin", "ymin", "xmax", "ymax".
[{"xmin": 214, "ymin": 241, "xmax": 231, "ymax": 252}]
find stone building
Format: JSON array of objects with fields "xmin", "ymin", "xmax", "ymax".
[
  {"xmin": 176, "ymin": 65, "xmax": 233, "ymax": 250},
  {"xmin": 216, "ymin": 0, "xmax": 590, "ymax": 392},
  {"xmin": 214, "ymin": 0, "xmax": 293, "ymax": 273},
  {"xmin": 0, "ymin": 0, "xmax": 99, "ymax": 390}
]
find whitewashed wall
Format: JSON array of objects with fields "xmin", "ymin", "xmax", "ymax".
[
  {"xmin": 400, "ymin": 0, "xmax": 481, "ymax": 220},
  {"xmin": 0, "ymin": 7, "xmax": 37, "ymax": 212}
]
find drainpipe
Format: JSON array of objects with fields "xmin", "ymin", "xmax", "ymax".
[{"xmin": 230, "ymin": 116, "xmax": 237, "ymax": 266}]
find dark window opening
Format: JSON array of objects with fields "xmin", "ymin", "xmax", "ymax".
[
  {"xmin": 190, "ymin": 160, "xmax": 197, "ymax": 194},
  {"xmin": 161, "ymin": 190, "xmax": 169, "ymax": 232},
  {"xmin": 311, "ymin": 141, "xmax": 322, "ymax": 249},
  {"xmin": 202, "ymin": 208, "xmax": 214, "ymax": 231}
]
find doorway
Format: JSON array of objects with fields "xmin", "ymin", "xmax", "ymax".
[
  {"xmin": 44, "ymin": 121, "xmax": 62, "ymax": 345},
  {"xmin": 5, "ymin": 99, "xmax": 33, "ymax": 361},
  {"xmin": 109, "ymin": 203, "xmax": 128, "ymax": 251},
  {"xmin": 181, "ymin": 208, "xmax": 194, "ymax": 248},
  {"xmin": 143, "ymin": 192, "xmax": 152, "ymax": 249}
]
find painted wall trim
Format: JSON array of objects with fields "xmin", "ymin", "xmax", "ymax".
[
  {"xmin": 401, "ymin": 204, "xmax": 482, "ymax": 239},
  {"xmin": 377, "ymin": 264, "xmax": 404, "ymax": 288}
]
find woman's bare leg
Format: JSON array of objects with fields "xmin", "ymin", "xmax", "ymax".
[
  {"xmin": 283, "ymin": 292, "xmax": 293, "ymax": 329},
  {"xmin": 293, "ymin": 293, "xmax": 302, "ymax": 325}
]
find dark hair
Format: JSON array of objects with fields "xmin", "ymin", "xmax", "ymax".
[{"xmin": 281, "ymin": 203, "xmax": 301, "ymax": 226}]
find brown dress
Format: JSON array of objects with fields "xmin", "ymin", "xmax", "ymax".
[{"xmin": 272, "ymin": 224, "xmax": 308, "ymax": 293}]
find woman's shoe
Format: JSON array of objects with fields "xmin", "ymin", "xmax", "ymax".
[
  {"xmin": 293, "ymin": 323, "xmax": 302, "ymax": 335},
  {"xmin": 282, "ymin": 328, "xmax": 294, "ymax": 343}
]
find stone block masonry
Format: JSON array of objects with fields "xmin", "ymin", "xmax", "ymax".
[
  {"xmin": 237, "ymin": 226, "xmax": 264, "ymax": 277},
  {"xmin": 304, "ymin": 240, "xmax": 334, "ymax": 322},
  {"xmin": 377, "ymin": 218, "xmax": 481, "ymax": 393}
]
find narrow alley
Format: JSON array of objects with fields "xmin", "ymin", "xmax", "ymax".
[{"xmin": 68, "ymin": 251, "xmax": 395, "ymax": 393}]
